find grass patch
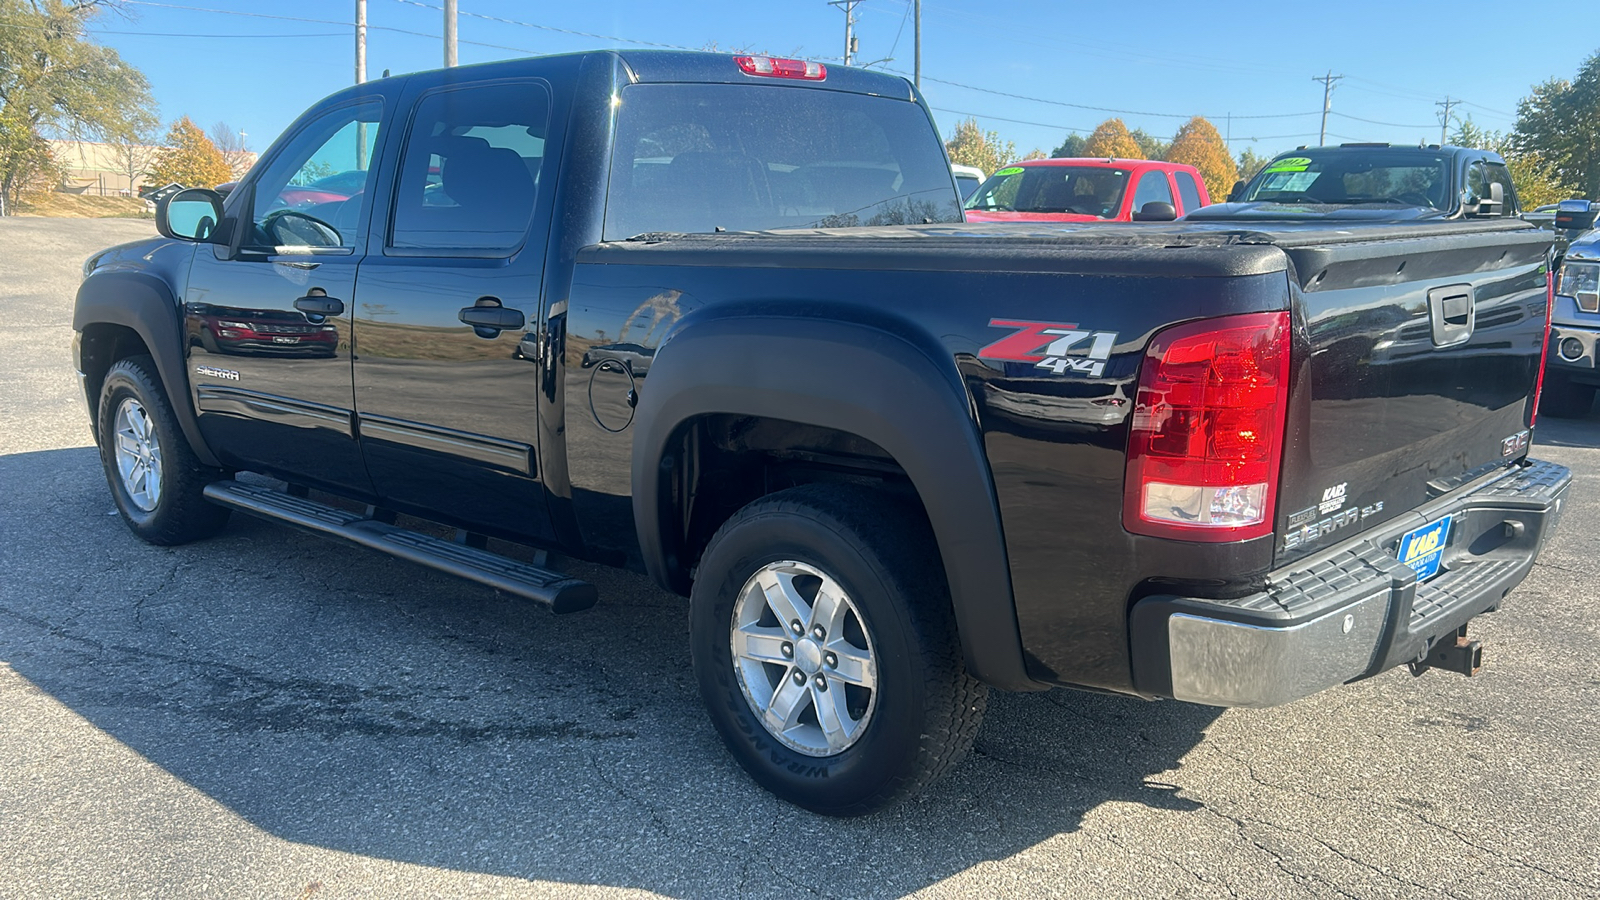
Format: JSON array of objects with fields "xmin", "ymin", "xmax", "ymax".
[{"xmin": 14, "ymin": 193, "xmax": 154, "ymax": 219}]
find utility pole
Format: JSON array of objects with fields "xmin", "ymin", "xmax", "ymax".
[
  {"xmin": 444, "ymin": 0, "xmax": 458, "ymax": 67},
  {"xmin": 1436, "ymin": 96, "xmax": 1458, "ymax": 146},
  {"xmin": 828, "ymin": 0, "xmax": 859, "ymax": 66},
  {"xmin": 914, "ymin": 0, "xmax": 921, "ymax": 90},
  {"xmin": 355, "ymin": 0, "xmax": 367, "ymax": 84},
  {"xmin": 1312, "ymin": 71, "xmax": 1343, "ymax": 146},
  {"xmin": 355, "ymin": 0, "xmax": 368, "ymax": 169}
]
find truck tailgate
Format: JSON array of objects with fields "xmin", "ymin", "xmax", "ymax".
[{"xmin": 1273, "ymin": 223, "xmax": 1553, "ymax": 565}]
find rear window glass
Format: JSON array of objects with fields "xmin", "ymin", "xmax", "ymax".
[
  {"xmin": 1244, "ymin": 152, "xmax": 1451, "ymax": 208},
  {"xmin": 964, "ymin": 165, "xmax": 1129, "ymax": 219},
  {"xmin": 603, "ymin": 83, "xmax": 961, "ymax": 239}
]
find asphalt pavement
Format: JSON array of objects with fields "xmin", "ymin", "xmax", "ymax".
[{"xmin": 2, "ymin": 216, "xmax": 1597, "ymax": 899}]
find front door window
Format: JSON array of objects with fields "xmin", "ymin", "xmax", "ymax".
[{"xmin": 245, "ymin": 102, "xmax": 383, "ymax": 250}]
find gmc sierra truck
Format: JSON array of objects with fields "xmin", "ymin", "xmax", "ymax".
[{"xmin": 73, "ymin": 50, "xmax": 1570, "ymax": 816}]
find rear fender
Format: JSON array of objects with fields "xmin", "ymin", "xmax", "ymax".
[{"xmin": 633, "ymin": 312, "xmax": 1043, "ymax": 691}]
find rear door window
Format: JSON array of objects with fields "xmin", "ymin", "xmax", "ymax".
[
  {"xmin": 1174, "ymin": 171, "xmax": 1204, "ymax": 213},
  {"xmin": 388, "ymin": 81, "xmax": 551, "ymax": 254},
  {"xmin": 604, "ymin": 83, "xmax": 961, "ymax": 239}
]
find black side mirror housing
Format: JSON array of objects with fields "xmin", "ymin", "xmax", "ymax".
[
  {"xmin": 157, "ymin": 188, "xmax": 226, "ymax": 242},
  {"xmin": 1227, "ymin": 179, "xmax": 1246, "ymax": 202},
  {"xmin": 1132, "ymin": 201, "xmax": 1177, "ymax": 222},
  {"xmin": 1555, "ymin": 199, "xmax": 1597, "ymax": 231}
]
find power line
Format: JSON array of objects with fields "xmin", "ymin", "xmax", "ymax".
[
  {"xmin": 388, "ymin": 0, "xmax": 700, "ymax": 50},
  {"xmin": 1328, "ymin": 110, "xmax": 1434, "ymax": 129},
  {"xmin": 886, "ymin": 67, "xmax": 1318, "ymax": 120},
  {"xmin": 119, "ymin": 0, "xmax": 541, "ymax": 54}
]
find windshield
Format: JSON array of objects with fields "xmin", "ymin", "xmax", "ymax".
[
  {"xmin": 1243, "ymin": 152, "xmax": 1451, "ymax": 207},
  {"xmin": 964, "ymin": 165, "xmax": 1128, "ymax": 218},
  {"xmin": 604, "ymin": 83, "xmax": 962, "ymax": 239}
]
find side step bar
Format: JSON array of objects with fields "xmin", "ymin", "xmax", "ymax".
[{"xmin": 203, "ymin": 481, "xmax": 597, "ymax": 614}]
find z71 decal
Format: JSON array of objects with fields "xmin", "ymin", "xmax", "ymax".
[{"xmin": 979, "ymin": 319, "xmax": 1118, "ymax": 378}]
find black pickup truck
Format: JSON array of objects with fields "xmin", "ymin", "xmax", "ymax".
[
  {"xmin": 73, "ymin": 50, "xmax": 1570, "ymax": 815},
  {"xmin": 1197, "ymin": 143, "xmax": 1522, "ymax": 222}
]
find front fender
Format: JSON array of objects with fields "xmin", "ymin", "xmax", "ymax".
[
  {"xmin": 632, "ymin": 312, "xmax": 1044, "ymax": 691},
  {"xmin": 74, "ymin": 270, "xmax": 220, "ymax": 468}
]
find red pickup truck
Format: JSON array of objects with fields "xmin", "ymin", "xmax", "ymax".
[{"xmin": 964, "ymin": 157, "xmax": 1210, "ymax": 222}]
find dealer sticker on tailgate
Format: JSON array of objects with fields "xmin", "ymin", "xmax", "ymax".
[{"xmin": 1397, "ymin": 515, "xmax": 1452, "ymax": 581}]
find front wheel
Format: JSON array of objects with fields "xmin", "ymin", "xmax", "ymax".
[
  {"xmin": 690, "ymin": 484, "xmax": 987, "ymax": 816},
  {"xmin": 97, "ymin": 355, "xmax": 232, "ymax": 545}
]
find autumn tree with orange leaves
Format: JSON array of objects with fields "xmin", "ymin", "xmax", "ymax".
[
  {"xmin": 1166, "ymin": 116, "xmax": 1238, "ymax": 201},
  {"xmin": 1082, "ymin": 118, "xmax": 1144, "ymax": 160}
]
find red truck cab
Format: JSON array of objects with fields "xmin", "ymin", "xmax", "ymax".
[{"xmin": 964, "ymin": 157, "xmax": 1210, "ymax": 222}]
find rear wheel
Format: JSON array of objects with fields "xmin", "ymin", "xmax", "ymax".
[
  {"xmin": 97, "ymin": 355, "xmax": 231, "ymax": 545},
  {"xmin": 1539, "ymin": 374, "xmax": 1595, "ymax": 419},
  {"xmin": 689, "ymin": 484, "xmax": 987, "ymax": 816}
]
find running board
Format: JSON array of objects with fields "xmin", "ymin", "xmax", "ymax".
[{"xmin": 203, "ymin": 481, "xmax": 597, "ymax": 614}]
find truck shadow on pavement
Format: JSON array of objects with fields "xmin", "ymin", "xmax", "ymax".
[
  {"xmin": 1528, "ymin": 411, "xmax": 1600, "ymax": 448},
  {"xmin": 1, "ymin": 446, "xmax": 1221, "ymax": 898}
]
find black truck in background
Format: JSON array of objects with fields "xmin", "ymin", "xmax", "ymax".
[
  {"xmin": 73, "ymin": 50, "xmax": 1569, "ymax": 815},
  {"xmin": 1198, "ymin": 142, "xmax": 1522, "ymax": 222}
]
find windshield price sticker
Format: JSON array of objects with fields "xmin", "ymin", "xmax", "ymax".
[
  {"xmin": 994, "ymin": 166, "xmax": 1025, "ymax": 176},
  {"xmin": 1262, "ymin": 156, "xmax": 1313, "ymax": 174},
  {"xmin": 1397, "ymin": 515, "xmax": 1453, "ymax": 581}
]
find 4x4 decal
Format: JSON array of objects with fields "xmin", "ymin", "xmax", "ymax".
[{"xmin": 979, "ymin": 319, "xmax": 1118, "ymax": 377}]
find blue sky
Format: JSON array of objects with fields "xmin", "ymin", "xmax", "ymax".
[{"xmin": 96, "ymin": 0, "xmax": 1598, "ymax": 164}]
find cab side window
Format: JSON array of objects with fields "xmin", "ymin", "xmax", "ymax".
[
  {"xmin": 246, "ymin": 101, "xmax": 382, "ymax": 250},
  {"xmin": 1174, "ymin": 171, "xmax": 1204, "ymax": 213},
  {"xmin": 389, "ymin": 82, "xmax": 551, "ymax": 255},
  {"xmin": 1132, "ymin": 170, "xmax": 1175, "ymax": 210}
]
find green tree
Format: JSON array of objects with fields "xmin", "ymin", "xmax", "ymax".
[
  {"xmin": 945, "ymin": 117, "xmax": 1018, "ymax": 174},
  {"xmin": 1051, "ymin": 133, "xmax": 1088, "ymax": 158},
  {"xmin": 147, "ymin": 117, "xmax": 232, "ymax": 189},
  {"xmin": 1082, "ymin": 118, "xmax": 1143, "ymax": 160},
  {"xmin": 1165, "ymin": 116, "xmax": 1237, "ymax": 201},
  {"xmin": 1510, "ymin": 50, "xmax": 1600, "ymax": 199},
  {"xmin": 1129, "ymin": 127, "xmax": 1170, "ymax": 161},
  {"xmin": 0, "ymin": 0, "xmax": 154, "ymax": 213},
  {"xmin": 1236, "ymin": 147, "xmax": 1271, "ymax": 182},
  {"xmin": 0, "ymin": 106, "xmax": 57, "ymax": 213},
  {"xmin": 1454, "ymin": 116, "xmax": 1579, "ymax": 208}
]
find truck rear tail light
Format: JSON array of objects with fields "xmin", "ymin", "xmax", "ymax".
[
  {"xmin": 1531, "ymin": 268, "xmax": 1555, "ymax": 427},
  {"xmin": 1124, "ymin": 312, "xmax": 1291, "ymax": 542},
  {"xmin": 734, "ymin": 56, "xmax": 826, "ymax": 81}
]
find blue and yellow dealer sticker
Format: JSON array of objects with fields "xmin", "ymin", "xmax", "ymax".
[{"xmin": 1397, "ymin": 515, "xmax": 1453, "ymax": 581}]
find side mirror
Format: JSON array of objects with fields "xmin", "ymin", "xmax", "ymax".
[
  {"xmin": 1132, "ymin": 201, "xmax": 1177, "ymax": 222},
  {"xmin": 1227, "ymin": 179, "xmax": 1246, "ymax": 202},
  {"xmin": 157, "ymin": 188, "xmax": 225, "ymax": 242},
  {"xmin": 1555, "ymin": 199, "xmax": 1597, "ymax": 231},
  {"xmin": 1472, "ymin": 180, "xmax": 1505, "ymax": 217}
]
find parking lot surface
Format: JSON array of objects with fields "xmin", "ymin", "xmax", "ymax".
[{"xmin": 3, "ymin": 217, "xmax": 1598, "ymax": 899}]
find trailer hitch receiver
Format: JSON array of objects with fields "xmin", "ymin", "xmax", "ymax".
[{"xmin": 1410, "ymin": 625, "xmax": 1483, "ymax": 677}]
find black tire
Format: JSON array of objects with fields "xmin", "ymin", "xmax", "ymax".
[
  {"xmin": 690, "ymin": 484, "xmax": 988, "ymax": 816},
  {"xmin": 97, "ymin": 354, "xmax": 231, "ymax": 545},
  {"xmin": 1539, "ymin": 374, "xmax": 1595, "ymax": 419}
]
